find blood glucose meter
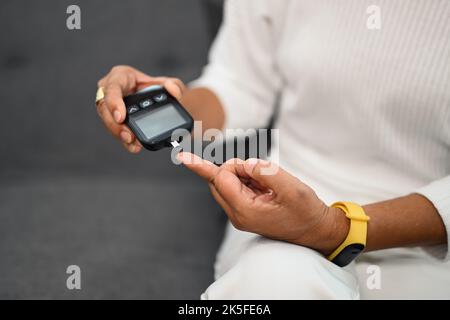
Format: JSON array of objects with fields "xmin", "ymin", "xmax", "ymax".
[{"xmin": 123, "ymin": 85, "xmax": 194, "ymax": 151}]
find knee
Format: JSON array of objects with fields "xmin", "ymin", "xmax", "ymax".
[{"xmin": 203, "ymin": 238, "xmax": 359, "ymax": 300}]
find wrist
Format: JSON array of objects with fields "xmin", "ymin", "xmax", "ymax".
[{"xmin": 317, "ymin": 206, "xmax": 351, "ymax": 256}]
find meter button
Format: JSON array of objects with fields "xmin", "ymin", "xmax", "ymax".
[
  {"xmin": 127, "ymin": 105, "xmax": 140, "ymax": 115},
  {"xmin": 153, "ymin": 93, "xmax": 167, "ymax": 103},
  {"xmin": 140, "ymin": 99, "xmax": 154, "ymax": 108}
]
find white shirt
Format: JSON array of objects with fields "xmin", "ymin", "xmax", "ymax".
[{"xmin": 193, "ymin": 0, "xmax": 450, "ymax": 259}]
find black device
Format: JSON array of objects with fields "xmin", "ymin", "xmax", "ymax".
[{"xmin": 123, "ymin": 85, "xmax": 194, "ymax": 151}]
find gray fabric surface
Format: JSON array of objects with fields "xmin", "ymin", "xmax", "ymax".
[{"xmin": 0, "ymin": 0, "xmax": 226, "ymax": 299}]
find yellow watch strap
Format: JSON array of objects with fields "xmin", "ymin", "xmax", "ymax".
[{"xmin": 327, "ymin": 202, "xmax": 370, "ymax": 263}]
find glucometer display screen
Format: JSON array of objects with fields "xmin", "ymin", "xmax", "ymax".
[{"xmin": 134, "ymin": 104, "xmax": 186, "ymax": 140}]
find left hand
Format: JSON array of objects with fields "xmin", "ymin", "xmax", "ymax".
[{"xmin": 178, "ymin": 152, "xmax": 349, "ymax": 256}]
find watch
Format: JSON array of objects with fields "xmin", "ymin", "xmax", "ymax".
[{"xmin": 327, "ymin": 202, "xmax": 370, "ymax": 267}]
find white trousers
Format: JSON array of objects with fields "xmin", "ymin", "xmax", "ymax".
[{"xmin": 201, "ymin": 222, "xmax": 450, "ymax": 300}]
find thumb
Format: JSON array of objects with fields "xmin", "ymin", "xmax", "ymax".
[
  {"xmin": 164, "ymin": 78, "xmax": 185, "ymax": 101},
  {"xmin": 242, "ymin": 159, "xmax": 295, "ymax": 193}
]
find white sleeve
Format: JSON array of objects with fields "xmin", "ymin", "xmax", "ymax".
[
  {"xmin": 416, "ymin": 175, "xmax": 450, "ymax": 260},
  {"xmin": 190, "ymin": 0, "xmax": 283, "ymax": 130}
]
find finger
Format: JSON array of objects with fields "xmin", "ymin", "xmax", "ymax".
[
  {"xmin": 220, "ymin": 158, "xmax": 266, "ymax": 193},
  {"xmin": 178, "ymin": 153, "xmax": 241, "ymax": 223},
  {"xmin": 180, "ymin": 156, "xmax": 251, "ymax": 210},
  {"xmin": 211, "ymin": 167, "xmax": 250, "ymax": 212},
  {"xmin": 103, "ymin": 82, "xmax": 128, "ymax": 124},
  {"xmin": 170, "ymin": 78, "xmax": 186, "ymax": 94},
  {"xmin": 208, "ymin": 184, "xmax": 247, "ymax": 231},
  {"xmin": 135, "ymin": 76, "xmax": 170, "ymax": 91},
  {"xmin": 96, "ymin": 101, "xmax": 138, "ymax": 145},
  {"xmin": 134, "ymin": 69, "xmax": 157, "ymax": 84},
  {"xmin": 103, "ymin": 70, "xmax": 157, "ymax": 124},
  {"xmin": 219, "ymin": 158, "xmax": 262, "ymax": 196},
  {"xmin": 120, "ymin": 132, "xmax": 143, "ymax": 149},
  {"xmin": 97, "ymin": 101, "xmax": 129, "ymax": 137},
  {"xmin": 164, "ymin": 78, "xmax": 185, "ymax": 101},
  {"xmin": 177, "ymin": 152, "xmax": 219, "ymax": 181},
  {"xmin": 243, "ymin": 159, "xmax": 296, "ymax": 193},
  {"xmin": 232, "ymin": 163, "xmax": 268, "ymax": 193},
  {"xmin": 208, "ymin": 184, "xmax": 234, "ymax": 217},
  {"xmin": 122, "ymin": 141, "xmax": 142, "ymax": 154}
]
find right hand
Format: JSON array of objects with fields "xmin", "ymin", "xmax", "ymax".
[{"xmin": 96, "ymin": 65, "xmax": 186, "ymax": 153}]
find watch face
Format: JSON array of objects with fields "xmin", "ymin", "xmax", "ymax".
[{"xmin": 331, "ymin": 243, "xmax": 365, "ymax": 267}]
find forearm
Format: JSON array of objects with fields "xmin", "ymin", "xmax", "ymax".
[
  {"xmin": 178, "ymin": 86, "xmax": 448, "ymax": 254},
  {"xmin": 326, "ymin": 193, "xmax": 447, "ymax": 257},
  {"xmin": 362, "ymin": 193, "xmax": 447, "ymax": 252},
  {"xmin": 180, "ymin": 87, "xmax": 225, "ymax": 131}
]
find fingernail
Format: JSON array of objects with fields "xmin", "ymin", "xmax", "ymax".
[
  {"xmin": 129, "ymin": 144, "xmax": 136, "ymax": 153},
  {"xmin": 120, "ymin": 131, "xmax": 132, "ymax": 144},
  {"xmin": 113, "ymin": 110, "xmax": 122, "ymax": 123}
]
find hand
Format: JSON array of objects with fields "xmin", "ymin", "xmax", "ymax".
[
  {"xmin": 96, "ymin": 65, "xmax": 186, "ymax": 153},
  {"xmin": 178, "ymin": 152, "xmax": 350, "ymax": 256}
]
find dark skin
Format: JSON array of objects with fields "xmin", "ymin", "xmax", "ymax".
[
  {"xmin": 96, "ymin": 66, "xmax": 447, "ymax": 257},
  {"xmin": 176, "ymin": 153, "xmax": 447, "ymax": 255}
]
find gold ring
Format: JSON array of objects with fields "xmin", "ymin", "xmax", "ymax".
[{"xmin": 96, "ymin": 87, "xmax": 105, "ymax": 104}]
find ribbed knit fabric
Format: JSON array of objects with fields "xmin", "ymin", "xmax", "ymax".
[{"xmin": 192, "ymin": 0, "xmax": 450, "ymax": 259}]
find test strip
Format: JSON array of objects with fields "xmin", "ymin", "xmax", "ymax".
[{"xmin": 170, "ymin": 140, "xmax": 180, "ymax": 148}]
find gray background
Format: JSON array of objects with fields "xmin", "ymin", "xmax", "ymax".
[{"xmin": 0, "ymin": 0, "xmax": 227, "ymax": 299}]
